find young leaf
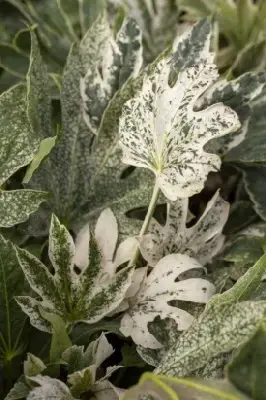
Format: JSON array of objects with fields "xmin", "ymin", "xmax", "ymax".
[
  {"xmin": 227, "ymin": 322, "xmax": 266, "ymax": 400},
  {"xmin": 140, "ymin": 190, "xmax": 229, "ymax": 267},
  {"xmin": 15, "ymin": 214, "xmax": 134, "ymax": 332},
  {"xmin": 120, "ymin": 254, "xmax": 215, "ymax": 349},
  {"xmin": 156, "ymin": 301, "xmax": 266, "ymax": 377},
  {"xmin": 119, "ymin": 21, "xmax": 240, "ymax": 200},
  {"xmin": 24, "ymin": 353, "xmax": 46, "ymax": 377}
]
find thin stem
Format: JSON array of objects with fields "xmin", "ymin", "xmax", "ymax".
[{"xmin": 128, "ymin": 182, "xmax": 160, "ymax": 268}]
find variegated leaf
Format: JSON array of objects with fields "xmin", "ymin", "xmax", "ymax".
[
  {"xmin": 119, "ymin": 22, "xmax": 240, "ymax": 200},
  {"xmin": 24, "ymin": 354, "xmax": 46, "ymax": 377},
  {"xmin": 120, "ymin": 254, "xmax": 215, "ymax": 349},
  {"xmin": 140, "ymin": 190, "xmax": 229, "ymax": 267},
  {"xmin": 15, "ymin": 214, "xmax": 134, "ymax": 332},
  {"xmin": 27, "ymin": 375, "xmax": 74, "ymax": 400},
  {"xmin": 80, "ymin": 12, "xmax": 143, "ymax": 134},
  {"xmin": 156, "ymin": 301, "xmax": 266, "ymax": 377},
  {"xmin": 68, "ymin": 365, "xmax": 96, "ymax": 397},
  {"xmin": 62, "ymin": 333, "xmax": 113, "ymax": 373},
  {"xmin": 26, "ymin": 20, "xmax": 149, "ymax": 238},
  {"xmin": 123, "ymin": 0, "xmax": 180, "ymax": 63},
  {"xmin": 196, "ymin": 71, "xmax": 266, "ymax": 157}
]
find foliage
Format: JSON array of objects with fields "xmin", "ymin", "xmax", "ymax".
[{"xmin": 2, "ymin": 0, "xmax": 266, "ymax": 398}]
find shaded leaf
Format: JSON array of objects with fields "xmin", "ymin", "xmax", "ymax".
[{"xmin": 227, "ymin": 322, "xmax": 266, "ymax": 399}]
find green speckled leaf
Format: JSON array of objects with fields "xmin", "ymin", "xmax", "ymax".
[
  {"xmin": 16, "ymin": 214, "xmax": 134, "ymax": 332},
  {"xmin": 0, "ymin": 190, "xmax": 48, "ymax": 228},
  {"xmin": 156, "ymin": 301, "xmax": 266, "ymax": 377},
  {"xmin": 209, "ymin": 252, "xmax": 266, "ymax": 307},
  {"xmin": 119, "ymin": 21, "xmax": 240, "ymax": 201},
  {"xmin": 0, "ymin": 84, "xmax": 37, "ymax": 186}
]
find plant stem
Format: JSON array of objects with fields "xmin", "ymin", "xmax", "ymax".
[{"xmin": 128, "ymin": 182, "xmax": 160, "ymax": 268}]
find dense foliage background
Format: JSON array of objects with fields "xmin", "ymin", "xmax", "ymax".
[{"xmin": 1, "ymin": 1, "xmax": 266, "ymax": 399}]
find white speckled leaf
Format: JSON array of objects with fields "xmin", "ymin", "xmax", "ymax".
[
  {"xmin": 156, "ymin": 301, "xmax": 266, "ymax": 377},
  {"xmin": 27, "ymin": 376, "xmax": 74, "ymax": 400},
  {"xmin": 140, "ymin": 190, "xmax": 229, "ymax": 267},
  {"xmin": 119, "ymin": 23, "xmax": 240, "ymax": 200},
  {"xmin": 120, "ymin": 254, "xmax": 215, "ymax": 349},
  {"xmin": 80, "ymin": 12, "xmax": 142, "ymax": 134},
  {"xmin": 15, "ymin": 214, "xmax": 134, "ymax": 332}
]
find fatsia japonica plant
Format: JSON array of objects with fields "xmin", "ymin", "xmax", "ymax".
[{"xmin": 3, "ymin": 1, "xmax": 266, "ymax": 399}]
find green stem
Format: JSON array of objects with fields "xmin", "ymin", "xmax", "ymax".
[{"xmin": 128, "ymin": 182, "xmax": 160, "ymax": 268}]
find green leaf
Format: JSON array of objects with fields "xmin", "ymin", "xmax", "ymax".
[
  {"xmin": 39, "ymin": 310, "xmax": 72, "ymax": 363},
  {"xmin": 156, "ymin": 301, "xmax": 266, "ymax": 377},
  {"xmin": 0, "ymin": 235, "xmax": 28, "ymax": 366},
  {"xmin": 227, "ymin": 322, "xmax": 266, "ymax": 400},
  {"xmin": 0, "ymin": 43, "xmax": 29, "ymax": 79},
  {"xmin": 23, "ymin": 135, "xmax": 58, "ymax": 184},
  {"xmin": 78, "ymin": 0, "xmax": 105, "ymax": 35},
  {"xmin": 15, "ymin": 214, "xmax": 134, "ymax": 332},
  {"xmin": 0, "ymin": 190, "xmax": 49, "ymax": 228},
  {"xmin": 119, "ymin": 20, "xmax": 240, "ymax": 200},
  {"xmin": 209, "ymin": 251, "xmax": 266, "ymax": 305}
]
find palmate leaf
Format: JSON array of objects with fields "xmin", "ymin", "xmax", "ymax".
[
  {"xmin": 26, "ymin": 12, "xmax": 147, "ymax": 237},
  {"xmin": 0, "ymin": 80, "xmax": 48, "ymax": 227},
  {"xmin": 119, "ymin": 21, "xmax": 240, "ymax": 201},
  {"xmin": 15, "ymin": 214, "xmax": 134, "ymax": 332},
  {"xmin": 155, "ymin": 301, "xmax": 266, "ymax": 377},
  {"xmin": 140, "ymin": 190, "xmax": 229, "ymax": 267},
  {"xmin": 120, "ymin": 254, "xmax": 215, "ymax": 349}
]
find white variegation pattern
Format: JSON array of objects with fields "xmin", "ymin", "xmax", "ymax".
[
  {"xmin": 80, "ymin": 12, "xmax": 142, "ymax": 135},
  {"xmin": 140, "ymin": 190, "xmax": 229, "ymax": 267},
  {"xmin": 119, "ymin": 25, "xmax": 240, "ymax": 200},
  {"xmin": 15, "ymin": 212, "xmax": 135, "ymax": 333},
  {"xmin": 120, "ymin": 254, "xmax": 215, "ymax": 349}
]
